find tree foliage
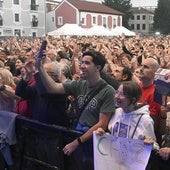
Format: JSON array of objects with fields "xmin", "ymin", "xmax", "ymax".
[
  {"xmin": 153, "ymin": 0, "xmax": 170, "ymax": 34},
  {"xmin": 103, "ymin": 0, "xmax": 132, "ymax": 28}
]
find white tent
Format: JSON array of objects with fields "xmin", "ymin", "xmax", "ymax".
[
  {"xmin": 48, "ymin": 23, "xmax": 88, "ymax": 36},
  {"xmin": 111, "ymin": 26, "xmax": 136, "ymax": 36},
  {"xmin": 87, "ymin": 25, "xmax": 113, "ymax": 36}
]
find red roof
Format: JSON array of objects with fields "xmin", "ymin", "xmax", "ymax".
[{"xmin": 66, "ymin": 0, "xmax": 123, "ymax": 15}]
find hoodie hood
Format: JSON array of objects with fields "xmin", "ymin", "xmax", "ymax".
[
  {"xmin": 119, "ymin": 104, "xmax": 150, "ymax": 118},
  {"xmin": 131, "ymin": 104, "xmax": 150, "ymax": 116}
]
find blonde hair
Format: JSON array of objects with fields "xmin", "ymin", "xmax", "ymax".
[{"xmin": 0, "ymin": 68, "xmax": 16, "ymax": 87}]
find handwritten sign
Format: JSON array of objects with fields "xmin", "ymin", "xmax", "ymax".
[{"xmin": 93, "ymin": 132, "xmax": 152, "ymax": 170}]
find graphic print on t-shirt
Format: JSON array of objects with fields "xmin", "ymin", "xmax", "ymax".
[{"xmin": 118, "ymin": 123, "xmax": 129, "ymax": 138}]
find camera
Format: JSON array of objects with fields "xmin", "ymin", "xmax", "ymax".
[{"xmin": 154, "ymin": 68, "xmax": 170, "ymax": 106}]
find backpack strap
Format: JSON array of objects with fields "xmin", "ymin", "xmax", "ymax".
[
  {"xmin": 78, "ymin": 82, "xmax": 107, "ymax": 115},
  {"xmin": 131, "ymin": 114, "xmax": 144, "ymax": 139}
]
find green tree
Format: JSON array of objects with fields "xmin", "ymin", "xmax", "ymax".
[
  {"xmin": 103, "ymin": 0, "xmax": 132, "ymax": 28},
  {"xmin": 153, "ymin": 0, "xmax": 170, "ymax": 34}
]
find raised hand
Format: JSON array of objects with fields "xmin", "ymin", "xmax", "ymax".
[{"xmin": 22, "ymin": 61, "xmax": 34, "ymax": 82}]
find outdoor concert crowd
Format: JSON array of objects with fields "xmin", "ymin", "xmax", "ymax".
[{"xmin": 0, "ymin": 34, "xmax": 170, "ymax": 170}]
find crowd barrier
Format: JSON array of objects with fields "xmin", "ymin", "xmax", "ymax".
[
  {"xmin": 0, "ymin": 115, "xmax": 170, "ymax": 170},
  {"xmin": 0, "ymin": 115, "xmax": 94, "ymax": 170}
]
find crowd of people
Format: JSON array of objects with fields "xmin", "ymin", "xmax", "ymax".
[{"xmin": 0, "ymin": 34, "xmax": 170, "ymax": 169}]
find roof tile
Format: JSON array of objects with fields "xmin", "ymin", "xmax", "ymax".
[{"xmin": 66, "ymin": 0, "xmax": 123, "ymax": 15}]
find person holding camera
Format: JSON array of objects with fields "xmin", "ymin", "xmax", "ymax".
[{"xmin": 36, "ymin": 50, "xmax": 115, "ymax": 170}]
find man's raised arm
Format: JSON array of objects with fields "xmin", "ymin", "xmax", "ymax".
[{"xmin": 37, "ymin": 58, "xmax": 65, "ymax": 94}]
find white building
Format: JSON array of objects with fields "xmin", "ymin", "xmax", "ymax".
[
  {"xmin": 0, "ymin": 0, "xmax": 46, "ymax": 37},
  {"xmin": 128, "ymin": 7, "xmax": 154, "ymax": 35}
]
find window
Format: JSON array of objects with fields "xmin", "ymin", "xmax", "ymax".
[
  {"xmin": 149, "ymin": 24, "xmax": 153, "ymax": 31},
  {"xmin": 103, "ymin": 17, "xmax": 106, "ymax": 27},
  {"xmin": 0, "ymin": 15, "xmax": 3, "ymax": 26},
  {"xmin": 92, "ymin": 17, "xmax": 96, "ymax": 24},
  {"xmin": 131, "ymin": 15, "xmax": 134, "ymax": 20},
  {"xmin": 149, "ymin": 15, "xmax": 153, "ymax": 21},
  {"xmin": 52, "ymin": 17, "xmax": 54, "ymax": 22},
  {"xmin": 137, "ymin": 24, "xmax": 140, "ymax": 30},
  {"xmin": 0, "ymin": 0, "xmax": 3, "ymax": 8},
  {"xmin": 31, "ymin": 0, "xmax": 36, "ymax": 4},
  {"xmin": 13, "ymin": 0, "xmax": 19, "ymax": 5},
  {"xmin": 81, "ymin": 17, "xmax": 85, "ymax": 24},
  {"xmin": 32, "ymin": 32, "xmax": 36, "ymax": 37},
  {"xmin": 30, "ymin": 0, "xmax": 38, "ymax": 11},
  {"xmin": 142, "ymin": 24, "xmax": 146, "ymax": 30},
  {"xmin": 142, "ymin": 15, "xmax": 146, "ymax": 20},
  {"xmin": 14, "ymin": 29, "xmax": 20, "ymax": 37},
  {"xmin": 113, "ymin": 18, "xmax": 116, "ymax": 28},
  {"xmin": 30, "ymin": 5, "xmax": 38, "ymax": 10},
  {"xmin": 58, "ymin": 16, "xmax": 63, "ymax": 25},
  {"xmin": 131, "ymin": 24, "xmax": 134, "ymax": 30},
  {"xmin": 32, "ymin": 15, "xmax": 38, "ymax": 27},
  {"xmin": 137, "ymin": 15, "xmax": 140, "ymax": 20},
  {"xmin": 15, "ymin": 14, "xmax": 19, "ymax": 22}
]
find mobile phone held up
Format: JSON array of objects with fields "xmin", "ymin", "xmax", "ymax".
[{"xmin": 38, "ymin": 40, "xmax": 47, "ymax": 58}]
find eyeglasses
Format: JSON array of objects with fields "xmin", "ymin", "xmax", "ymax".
[
  {"xmin": 115, "ymin": 90, "xmax": 125, "ymax": 98},
  {"xmin": 47, "ymin": 72, "xmax": 57, "ymax": 77}
]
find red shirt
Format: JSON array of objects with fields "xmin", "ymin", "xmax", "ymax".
[
  {"xmin": 138, "ymin": 82, "xmax": 162, "ymax": 145},
  {"xmin": 15, "ymin": 77, "xmax": 35, "ymax": 118},
  {"xmin": 138, "ymin": 82, "xmax": 161, "ymax": 116}
]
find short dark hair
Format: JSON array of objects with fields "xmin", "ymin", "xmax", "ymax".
[
  {"xmin": 157, "ymin": 44, "xmax": 165, "ymax": 50},
  {"xmin": 122, "ymin": 67, "xmax": 132, "ymax": 81},
  {"xmin": 82, "ymin": 50, "xmax": 106, "ymax": 71},
  {"xmin": 122, "ymin": 81, "xmax": 142, "ymax": 105}
]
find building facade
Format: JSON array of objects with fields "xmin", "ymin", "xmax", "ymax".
[
  {"xmin": 0, "ymin": 0, "xmax": 45, "ymax": 37},
  {"xmin": 128, "ymin": 7, "xmax": 154, "ymax": 35},
  {"xmin": 53, "ymin": 0, "xmax": 123, "ymax": 30}
]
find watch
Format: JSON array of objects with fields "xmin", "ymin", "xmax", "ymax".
[{"xmin": 0, "ymin": 84, "xmax": 6, "ymax": 91}]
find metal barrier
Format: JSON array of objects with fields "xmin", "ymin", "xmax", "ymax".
[
  {"xmin": 1, "ymin": 115, "xmax": 169, "ymax": 170},
  {"xmin": 0, "ymin": 116, "xmax": 94, "ymax": 170}
]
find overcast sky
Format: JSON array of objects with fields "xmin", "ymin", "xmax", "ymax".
[
  {"xmin": 54, "ymin": 0, "xmax": 158, "ymax": 7},
  {"xmin": 80, "ymin": 0, "xmax": 158, "ymax": 7},
  {"xmin": 130, "ymin": 0, "xmax": 158, "ymax": 7}
]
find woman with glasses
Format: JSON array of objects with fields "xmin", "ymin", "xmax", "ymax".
[
  {"xmin": 96, "ymin": 81, "xmax": 159, "ymax": 149},
  {"xmin": 96, "ymin": 81, "xmax": 160, "ymax": 169}
]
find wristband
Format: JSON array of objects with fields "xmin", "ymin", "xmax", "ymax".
[
  {"xmin": 0, "ymin": 84, "xmax": 6, "ymax": 91},
  {"xmin": 77, "ymin": 138, "xmax": 83, "ymax": 145}
]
